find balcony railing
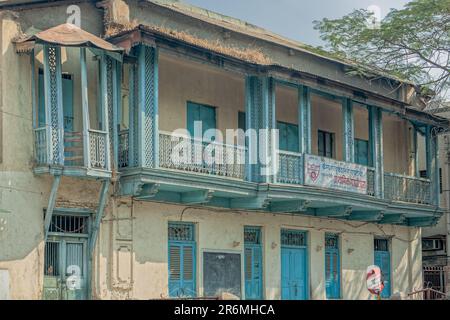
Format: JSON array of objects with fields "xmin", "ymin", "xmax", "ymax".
[
  {"xmin": 277, "ymin": 151, "xmax": 303, "ymax": 185},
  {"xmin": 117, "ymin": 130, "xmax": 434, "ymax": 205},
  {"xmin": 159, "ymin": 131, "xmax": 246, "ymax": 179},
  {"xmin": 34, "ymin": 127, "xmax": 108, "ymax": 170},
  {"xmin": 34, "ymin": 127, "xmax": 48, "ymax": 165},
  {"xmin": 384, "ymin": 172, "xmax": 431, "ymax": 205},
  {"xmin": 88, "ymin": 129, "xmax": 107, "ymax": 169}
]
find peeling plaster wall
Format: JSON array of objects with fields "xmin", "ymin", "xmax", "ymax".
[
  {"xmin": 0, "ymin": 6, "xmax": 107, "ymax": 299},
  {"xmin": 96, "ymin": 200, "xmax": 423, "ymax": 300}
]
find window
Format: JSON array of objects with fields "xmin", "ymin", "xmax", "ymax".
[
  {"xmin": 238, "ymin": 111, "xmax": 246, "ymax": 132},
  {"xmin": 168, "ymin": 222, "xmax": 196, "ymax": 297},
  {"xmin": 278, "ymin": 121, "xmax": 299, "ymax": 153},
  {"xmin": 187, "ymin": 102, "xmax": 216, "ymax": 138},
  {"xmin": 422, "ymin": 239, "xmax": 444, "ymax": 251},
  {"xmin": 354, "ymin": 138, "xmax": 369, "ymax": 166},
  {"xmin": 38, "ymin": 69, "xmax": 73, "ymax": 131},
  {"xmin": 318, "ymin": 130, "xmax": 334, "ymax": 158},
  {"xmin": 325, "ymin": 234, "xmax": 340, "ymax": 299},
  {"xmin": 244, "ymin": 226, "xmax": 263, "ymax": 299},
  {"xmin": 374, "ymin": 238, "xmax": 391, "ymax": 298}
]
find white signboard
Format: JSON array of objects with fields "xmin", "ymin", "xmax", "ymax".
[
  {"xmin": 366, "ymin": 265, "xmax": 384, "ymax": 296},
  {"xmin": 304, "ymin": 154, "xmax": 367, "ymax": 194}
]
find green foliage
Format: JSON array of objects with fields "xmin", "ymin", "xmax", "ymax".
[{"xmin": 314, "ymin": 0, "xmax": 450, "ymax": 100}]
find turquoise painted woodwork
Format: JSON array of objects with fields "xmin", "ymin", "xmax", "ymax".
[
  {"xmin": 281, "ymin": 230, "xmax": 308, "ymax": 300},
  {"xmin": 354, "ymin": 138, "xmax": 369, "ymax": 166},
  {"xmin": 369, "ymin": 106, "xmax": 384, "ymax": 197},
  {"xmin": 426, "ymin": 126, "xmax": 440, "ymax": 206},
  {"xmin": 298, "ymin": 85, "xmax": 311, "ymax": 154},
  {"xmin": 43, "ymin": 46, "xmax": 64, "ymax": 165},
  {"xmin": 244, "ymin": 227, "xmax": 263, "ymax": 299},
  {"xmin": 342, "ymin": 98, "xmax": 355, "ymax": 162},
  {"xmin": 277, "ymin": 121, "xmax": 299, "ymax": 153},
  {"xmin": 31, "ymin": 49, "xmax": 37, "ymax": 129},
  {"xmin": 128, "ymin": 62, "xmax": 138, "ymax": 167},
  {"xmin": 137, "ymin": 45, "xmax": 159, "ymax": 168},
  {"xmin": 80, "ymin": 48, "xmax": 90, "ymax": 168},
  {"xmin": 168, "ymin": 222, "xmax": 196, "ymax": 297},
  {"xmin": 245, "ymin": 76, "xmax": 277, "ymax": 183},
  {"xmin": 38, "ymin": 70, "xmax": 45, "ymax": 127},
  {"xmin": 325, "ymin": 234, "xmax": 340, "ymax": 299},
  {"xmin": 374, "ymin": 240, "xmax": 391, "ymax": 299},
  {"xmin": 187, "ymin": 102, "xmax": 216, "ymax": 138}
]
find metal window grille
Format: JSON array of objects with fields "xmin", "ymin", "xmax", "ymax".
[
  {"xmin": 374, "ymin": 238, "xmax": 389, "ymax": 251},
  {"xmin": 168, "ymin": 222, "xmax": 195, "ymax": 242},
  {"xmin": 281, "ymin": 229, "xmax": 307, "ymax": 247},
  {"xmin": 325, "ymin": 234, "xmax": 339, "ymax": 249},
  {"xmin": 44, "ymin": 241, "xmax": 60, "ymax": 276},
  {"xmin": 244, "ymin": 227, "xmax": 261, "ymax": 245},
  {"xmin": 49, "ymin": 214, "xmax": 88, "ymax": 234}
]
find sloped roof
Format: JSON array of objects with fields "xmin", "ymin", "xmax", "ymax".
[
  {"xmin": 15, "ymin": 23, "xmax": 123, "ymax": 52},
  {"xmin": 147, "ymin": 0, "xmax": 413, "ymax": 85}
]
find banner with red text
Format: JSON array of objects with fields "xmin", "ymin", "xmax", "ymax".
[{"xmin": 304, "ymin": 154, "xmax": 367, "ymax": 194}]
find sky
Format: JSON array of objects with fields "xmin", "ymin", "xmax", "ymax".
[{"xmin": 184, "ymin": 0, "xmax": 410, "ymax": 47}]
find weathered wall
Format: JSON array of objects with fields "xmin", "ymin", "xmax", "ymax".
[
  {"xmin": 95, "ymin": 200, "xmax": 423, "ymax": 300},
  {"xmin": 156, "ymin": 53, "xmax": 412, "ymax": 173},
  {"xmin": 0, "ymin": 6, "xmax": 106, "ymax": 299}
]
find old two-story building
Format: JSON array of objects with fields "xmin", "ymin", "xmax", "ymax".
[{"xmin": 0, "ymin": 0, "xmax": 448, "ymax": 300}]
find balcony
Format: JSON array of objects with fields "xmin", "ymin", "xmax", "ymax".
[
  {"xmin": 276, "ymin": 151, "xmax": 431, "ymax": 205},
  {"xmin": 118, "ymin": 130, "xmax": 432, "ymax": 205},
  {"xmin": 34, "ymin": 127, "xmax": 110, "ymax": 177}
]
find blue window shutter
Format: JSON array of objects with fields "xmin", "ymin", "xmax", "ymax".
[
  {"xmin": 325, "ymin": 234, "xmax": 340, "ymax": 299},
  {"xmin": 287, "ymin": 123, "xmax": 299, "ymax": 153},
  {"xmin": 277, "ymin": 122, "xmax": 299, "ymax": 152},
  {"xmin": 187, "ymin": 102, "xmax": 216, "ymax": 138},
  {"xmin": 355, "ymin": 139, "xmax": 369, "ymax": 166},
  {"xmin": 244, "ymin": 227, "xmax": 263, "ymax": 299},
  {"xmin": 168, "ymin": 223, "xmax": 196, "ymax": 298}
]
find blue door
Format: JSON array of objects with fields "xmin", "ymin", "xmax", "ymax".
[
  {"xmin": 281, "ymin": 230, "xmax": 308, "ymax": 300},
  {"xmin": 244, "ymin": 227, "xmax": 263, "ymax": 299},
  {"xmin": 325, "ymin": 234, "xmax": 340, "ymax": 299},
  {"xmin": 168, "ymin": 223, "xmax": 196, "ymax": 298},
  {"xmin": 374, "ymin": 239, "xmax": 391, "ymax": 298}
]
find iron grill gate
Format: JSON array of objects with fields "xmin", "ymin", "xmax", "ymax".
[
  {"xmin": 244, "ymin": 226, "xmax": 263, "ymax": 299},
  {"xmin": 325, "ymin": 234, "xmax": 340, "ymax": 299},
  {"xmin": 168, "ymin": 222, "xmax": 196, "ymax": 298},
  {"xmin": 43, "ymin": 213, "xmax": 89, "ymax": 300},
  {"xmin": 374, "ymin": 238, "xmax": 391, "ymax": 298}
]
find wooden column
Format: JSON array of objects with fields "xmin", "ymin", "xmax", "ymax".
[
  {"xmin": 369, "ymin": 106, "xmax": 384, "ymax": 198},
  {"xmin": 80, "ymin": 48, "xmax": 90, "ymax": 168},
  {"xmin": 342, "ymin": 98, "xmax": 355, "ymax": 162}
]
